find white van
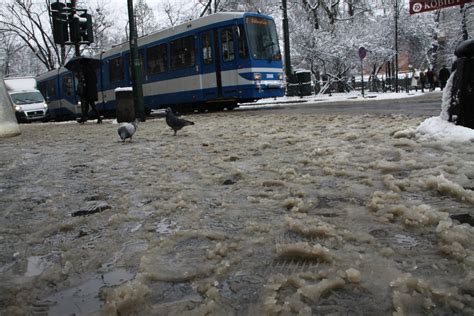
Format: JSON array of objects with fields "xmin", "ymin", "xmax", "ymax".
[{"xmin": 4, "ymin": 77, "xmax": 48, "ymax": 123}]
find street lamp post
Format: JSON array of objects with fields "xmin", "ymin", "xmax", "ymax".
[
  {"xmin": 127, "ymin": 0, "xmax": 145, "ymax": 121},
  {"xmin": 394, "ymin": 0, "xmax": 399, "ymax": 92},
  {"xmin": 70, "ymin": 0, "xmax": 80, "ymax": 57},
  {"xmin": 282, "ymin": 0, "xmax": 292, "ymax": 83}
]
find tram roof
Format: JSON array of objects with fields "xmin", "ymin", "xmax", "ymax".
[
  {"xmin": 37, "ymin": 12, "xmax": 272, "ymax": 80},
  {"xmin": 103, "ymin": 12, "xmax": 263, "ymax": 58}
]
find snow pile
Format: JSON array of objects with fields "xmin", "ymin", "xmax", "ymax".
[
  {"xmin": 391, "ymin": 273, "xmax": 466, "ymax": 315},
  {"xmin": 440, "ymin": 71, "xmax": 455, "ymax": 121},
  {"xmin": 275, "ymin": 242, "xmax": 333, "ymax": 262},
  {"xmin": 415, "ymin": 116, "xmax": 474, "ymax": 143}
]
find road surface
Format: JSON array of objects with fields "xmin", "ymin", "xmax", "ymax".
[{"xmin": 237, "ymin": 92, "xmax": 442, "ymax": 117}]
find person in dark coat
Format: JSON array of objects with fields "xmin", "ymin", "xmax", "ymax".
[
  {"xmin": 77, "ymin": 67, "xmax": 102, "ymax": 124},
  {"xmin": 426, "ymin": 68, "xmax": 435, "ymax": 91},
  {"xmin": 419, "ymin": 71, "xmax": 426, "ymax": 92},
  {"xmin": 438, "ymin": 65, "xmax": 450, "ymax": 91}
]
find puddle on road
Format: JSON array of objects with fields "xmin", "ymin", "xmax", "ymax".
[
  {"xmin": 42, "ymin": 268, "xmax": 135, "ymax": 316},
  {"xmin": 156, "ymin": 218, "xmax": 179, "ymax": 235},
  {"xmin": 393, "ymin": 234, "xmax": 419, "ymax": 249},
  {"xmin": 24, "ymin": 252, "xmax": 61, "ymax": 277}
]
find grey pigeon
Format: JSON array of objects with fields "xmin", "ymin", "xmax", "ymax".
[
  {"xmin": 165, "ymin": 107, "xmax": 194, "ymax": 135},
  {"xmin": 117, "ymin": 121, "xmax": 138, "ymax": 142}
]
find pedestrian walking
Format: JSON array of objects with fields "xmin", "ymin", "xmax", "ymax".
[
  {"xmin": 411, "ymin": 70, "xmax": 419, "ymax": 91},
  {"xmin": 77, "ymin": 68, "xmax": 102, "ymax": 124},
  {"xmin": 426, "ymin": 68, "xmax": 435, "ymax": 91},
  {"xmin": 419, "ymin": 71, "xmax": 426, "ymax": 92},
  {"xmin": 439, "ymin": 65, "xmax": 450, "ymax": 91}
]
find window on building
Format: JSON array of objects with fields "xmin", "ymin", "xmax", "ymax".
[
  {"xmin": 170, "ymin": 36, "xmax": 195, "ymax": 70},
  {"xmin": 147, "ymin": 43, "xmax": 168, "ymax": 75}
]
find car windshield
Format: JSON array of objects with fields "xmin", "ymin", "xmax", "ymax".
[
  {"xmin": 245, "ymin": 17, "xmax": 281, "ymax": 61},
  {"xmin": 10, "ymin": 92, "xmax": 44, "ymax": 105}
]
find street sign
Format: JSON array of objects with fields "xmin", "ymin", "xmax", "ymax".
[
  {"xmin": 409, "ymin": 0, "xmax": 474, "ymax": 14},
  {"xmin": 358, "ymin": 47, "xmax": 367, "ymax": 60}
]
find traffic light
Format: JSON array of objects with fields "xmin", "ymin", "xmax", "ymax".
[
  {"xmin": 51, "ymin": 2, "xmax": 69, "ymax": 45},
  {"xmin": 69, "ymin": 12, "xmax": 94, "ymax": 44}
]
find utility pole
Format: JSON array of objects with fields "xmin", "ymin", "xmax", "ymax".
[
  {"xmin": 394, "ymin": 0, "xmax": 399, "ymax": 92},
  {"xmin": 282, "ymin": 0, "xmax": 292, "ymax": 86},
  {"xmin": 127, "ymin": 0, "xmax": 145, "ymax": 121},
  {"xmin": 461, "ymin": 4, "xmax": 469, "ymax": 40},
  {"xmin": 70, "ymin": 0, "xmax": 80, "ymax": 57}
]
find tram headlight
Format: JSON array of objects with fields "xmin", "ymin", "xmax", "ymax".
[
  {"xmin": 278, "ymin": 73, "xmax": 284, "ymax": 80},
  {"xmin": 253, "ymin": 73, "xmax": 262, "ymax": 80}
]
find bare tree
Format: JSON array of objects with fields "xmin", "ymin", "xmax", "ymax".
[
  {"xmin": 0, "ymin": 33, "xmax": 26, "ymax": 76},
  {"xmin": 0, "ymin": 0, "xmax": 59, "ymax": 71},
  {"xmin": 162, "ymin": 0, "xmax": 184, "ymax": 27},
  {"xmin": 85, "ymin": 1, "xmax": 116, "ymax": 53},
  {"xmin": 134, "ymin": 0, "xmax": 159, "ymax": 37}
]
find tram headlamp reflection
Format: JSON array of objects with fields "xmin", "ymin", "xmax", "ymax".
[{"xmin": 253, "ymin": 73, "xmax": 262, "ymax": 80}]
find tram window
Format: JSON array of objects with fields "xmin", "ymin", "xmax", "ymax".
[
  {"xmin": 147, "ymin": 43, "xmax": 168, "ymax": 74},
  {"xmin": 46, "ymin": 79, "xmax": 56, "ymax": 98},
  {"xmin": 62, "ymin": 74, "xmax": 74, "ymax": 97},
  {"xmin": 245, "ymin": 17, "xmax": 281, "ymax": 61},
  {"xmin": 109, "ymin": 56, "xmax": 124, "ymax": 83},
  {"xmin": 170, "ymin": 36, "xmax": 195, "ymax": 70},
  {"xmin": 38, "ymin": 82, "xmax": 47, "ymax": 98},
  {"xmin": 201, "ymin": 32, "xmax": 213, "ymax": 65},
  {"xmin": 221, "ymin": 28, "xmax": 235, "ymax": 62},
  {"xmin": 238, "ymin": 25, "xmax": 248, "ymax": 59}
]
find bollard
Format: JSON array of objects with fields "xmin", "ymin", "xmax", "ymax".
[{"xmin": 0, "ymin": 76, "xmax": 21, "ymax": 138}]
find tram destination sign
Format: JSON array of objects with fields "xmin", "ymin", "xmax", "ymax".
[{"xmin": 410, "ymin": 0, "xmax": 474, "ymax": 14}]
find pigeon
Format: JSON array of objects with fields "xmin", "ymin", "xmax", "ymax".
[
  {"xmin": 165, "ymin": 107, "xmax": 194, "ymax": 135},
  {"xmin": 117, "ymin": 121, "xmax": 138, "ymax": 142}
]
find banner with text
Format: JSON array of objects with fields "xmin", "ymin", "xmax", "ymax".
[{"xmin": 410, "ymin": 0, "xmax": 474, "ymax": 14}]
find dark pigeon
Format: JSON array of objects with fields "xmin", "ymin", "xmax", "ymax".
[
  {"xmin": 117, "ymin": 121, "xmax": 138, "ymax": 142},
  {"xmin": 165, "ymin": 107, "xmax": 194, "ymax": 135}
]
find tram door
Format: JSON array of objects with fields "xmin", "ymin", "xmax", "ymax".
[
  {"xmin": 200, "ymin": 30, "xmax": 222, "ymax": 98},
  {"xmin": 59, "ymin": 72, "xmax": 80, "ymax": 116},
  {"xmin": 218, "ymin": 26, "xmax": 239, "ymax": 98}
]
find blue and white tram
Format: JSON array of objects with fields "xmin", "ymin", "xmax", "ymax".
[{"xmin": 36, "ymin": 12, "xmax": 284, "ymax": 119}]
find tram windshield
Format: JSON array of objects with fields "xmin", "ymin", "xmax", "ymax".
[{"xmin": 245, "ymin": 17, "xmax": 281, "ymax": 61}]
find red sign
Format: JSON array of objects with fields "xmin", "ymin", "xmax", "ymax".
[
  {"xmin": 410, "ymin": 0, "xmax": 474, "ymax": 14},
  {"xmin": 358, "ymin": 47, "xmax": 367, "ymax": 60}
]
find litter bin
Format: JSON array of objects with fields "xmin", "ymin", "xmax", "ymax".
[
  {"xmin": 115, "ymin": 87, "xmax": 134, "ymax": 123},
  {"xmin": 286, "ymin": 70, "xmax": 312, "ymax": 97},
  {"xmin": 296, "ymin": 70, "xmax": 312, "ymax": 96}
]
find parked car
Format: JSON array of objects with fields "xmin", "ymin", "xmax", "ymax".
[{"xmin": 4, "ymin": 77, "xmax": 48, "ymax": 123}]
